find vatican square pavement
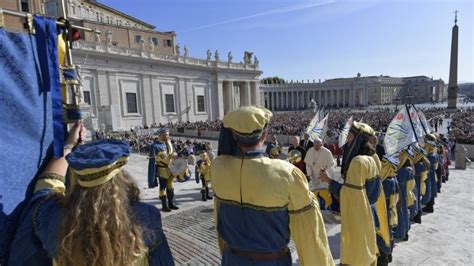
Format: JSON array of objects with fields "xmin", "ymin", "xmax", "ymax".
[{"xmin": 125, "ymin": 153, "xmax": 474, "ymax": 265}]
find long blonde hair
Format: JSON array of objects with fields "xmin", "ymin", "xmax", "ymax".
[{"xmin": 56, "ymin": 170, "xmax": 147, "ymax": 266}]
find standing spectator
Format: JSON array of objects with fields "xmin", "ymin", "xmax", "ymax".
[
  {"xmin": 265, "ymin": 134, "xmax": 279, "ymax": 157},
  {"xmin": 300, "ymin": 132, "xmax": 314, "ymax": 151},
  {"xmin": 288, "ymin": 136, "xmax": 307, "ymax": 177}
]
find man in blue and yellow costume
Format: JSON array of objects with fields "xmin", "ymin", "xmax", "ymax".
[
  {"xmin": 148, "ymin": 128, "xmax": 179, "ymax": 212},
  {"xmin": 322, "ymin": 121, "xmax": 381, "ymax": 265},
  {"xmin": 266, "ymin": 134, "xmax": 281, "ymax": 158},
  {"xmin": 393, "ymin": 147, "xmax": 416, "ymax": 241},
  {"xmin": 195, "ymin": 150, "xmax": 213, "ymax": 201},
  {"xmin": 411, "ymin": 145, "xmax": 429, "ymax": 223},
  {"xmin": 8, "ymin": 124, "xmax": 174, "ymax": 265},
  {"xmin": 212, "ymin": 106, "xmax": 334, "ymax": 266},
  {"xmin": 421, "ymin": 134, "xmax": 440, "ymax": 213},
  {"xmin": 379, "ymin": 156, "xmax": 400, "ymax": 264}
]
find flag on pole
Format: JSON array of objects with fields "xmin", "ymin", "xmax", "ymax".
[
  {"xmin": 384, "ymin": 108, "xmax": 416, "ymax": 156},
  {"xmin": 338, "ymin": 116, "xmax": 353, "ymax": 148},
  {"xmin": 418, "ymin": 110, "xmax": 432, "ymax": 134},
  {"xmin": 305, "ymin": 110, "xmax": 320, "ymax": 133},
  {"xmin": 409, "ymin": 106, "xmax": 425, "ymax": 140},
  {"xmin": 309, "ymin": 113, "xmax": 329, "ymax": 141}
]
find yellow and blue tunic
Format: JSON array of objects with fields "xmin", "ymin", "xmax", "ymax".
[
  {"xmin": 8, "ymin": 174, "xmax": 174, "ymax": 266},
  {"xmin": 380, "ymin": 158, "xmax": 399, "ymax": 255},
  {"xmin": 337, "ymin": 155, "xmax": 380, "ymax": 265},
  {"xmin": 422, "ymin": 146, "xmax": 439, "ymax": 205},
  {"xmin": 148, "ymin": 140, "xmax": 177, "ymax": 195},
  {"xmin": 196, "ymin": 159, "xmax": 211, "ymax": 183},
  {"xmin": 394, "ymin": 164, "xmax": 414, "ymax": 240},
  {"xmin": 411, "ymin": 154, "xmax": 429, "ymax": 219},
  {"xmin": 211, "ymin": 152, "xmax": 334, "ymax": 266}
]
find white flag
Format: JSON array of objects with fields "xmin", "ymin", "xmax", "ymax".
[
  {"xmin": 338, "ymin": 116, "xmax": 353, "ymax": 148},
  {"xmin": 418, "ymin": 110, "xmax": 432, "ymax": 134},
  {"xmin": 305, "ymin": 110, "xmax": 320, "ymax": 134},
  {"xmin": 309, "ymin": 113, "xmax": 329, "ymax": 141},
  {"xmin": 384, "ymin": 107, "xmax": 416, "ymax": 156},
  {"xmin": 409, "ymin": 106, "xmax": 425, "ymax": 141}
]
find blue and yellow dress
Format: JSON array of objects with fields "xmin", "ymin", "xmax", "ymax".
[
  {"xmin": 411, "ymin": 147, "xmax": 429, "ymax": 220},
  {"xmin": 331, "ymin": 155, "xmax": 380, "ymax": 265},
  {"xmin": 8, "ymin": 174, "xmax": 174, "ymax": 266},
  {"xmin": 212, "ymin": 152, "xmax": 333, "ymax": 266},
  {"xmin": 393, "ymin": 150, "xmax": 415, "ymax": 240},
  {"xmin": 422, "ymin": 144, "xmax": 439, "ymax": 205},
  {"xmin": 328, "ymin": 121, "xmax": 382, "ymax": 265},
  {"xmin": 376, "ymin": 156, "xmax": 399, "ymax": 258}
]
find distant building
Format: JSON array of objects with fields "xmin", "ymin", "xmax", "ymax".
[
  {"xmin": 1, "ymin": 0, "xmax": 262, "ymax": 131},
  {"xmin": 400, "ymin": 76, "xmax": 447, "ymax": 104},
  {"xmin": 260, "ymin": 74, "xmax": 447, "ymax": 110}
]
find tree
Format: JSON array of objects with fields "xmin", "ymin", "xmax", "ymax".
[{"xmin": 261, "ymin": 76, "xmax": 286, "ymax": 85}]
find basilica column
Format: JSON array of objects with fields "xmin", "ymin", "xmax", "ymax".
[
  {"xmin": 225, "ymin": 80, "xmax": 235, "ymax": 113},
  {"xmin": 243, "ymin": 81, "xmax": 251, "ymax": 106},
  {"xmin": 296, "ymin": 91, "xmax": 299, "ymax": 109},
  {"xmin": 271, "ymin": 91, "xmax": 276, "ymax": 111},
  {"xmin": 341, "ymin": 89, "xmax": 345, "ymax": 107},
  {"xmin": 250, "ymin": 81, "xmax": 260, "ymax": 106},
  {"xmin": 364, "ymin": 87, "xmax": 369, "ymax": 106},
  {"xmin": 217, "ymin": 80, "xmax": 225, "ymax": 118}
]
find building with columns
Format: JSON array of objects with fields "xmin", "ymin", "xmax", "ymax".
[
  {"xmin": 399, "ymin": 76, "xmax": 447, "ymax": 104},
  {"xmin": 261, "ymin": 74, "xmax": 446, "ymax": 111},
  {"xmin": 0, "ymin": 0, "xmax": 262, "ymax": 131}
]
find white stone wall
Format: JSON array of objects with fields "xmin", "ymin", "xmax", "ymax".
[{"xmin": 73, "ymin": 46, "xmax": 261, "ymax": 131}]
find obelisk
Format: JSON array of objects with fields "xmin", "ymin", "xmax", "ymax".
[{"xmin": 447, "ymin": 11, "xmax": 459, "ymax": 109}]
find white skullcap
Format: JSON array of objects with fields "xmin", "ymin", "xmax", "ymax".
[{"xmin": 313, "ymin": 136, "xmax": 322, "ymax": 143}]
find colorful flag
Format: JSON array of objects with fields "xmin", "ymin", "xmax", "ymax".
[
  {"xmin": 305, "ymin": 110, "xmax": 320, "ymax": 133},
  {"xmin": 384, "ymin": 108, "xmax": 416, "ymax": 156},
  {"xmin": 309, "ymin": 113, "xmax": 329, "ymax": 141},
  {"xmin": 418, "ymin": 110, "xmax": 432, "ymax": 134},
  {"xmin": 338, "ymin": 116, "xmax": 353, "ymax": 148}
]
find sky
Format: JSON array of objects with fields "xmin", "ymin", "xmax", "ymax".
[{"xmin": 100, "ymin": 0, "xmax": 473, "ymax": 83}]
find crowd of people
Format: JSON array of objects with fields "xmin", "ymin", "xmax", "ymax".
[
  {"xmin": 94, "ymin": 131, "xmax": 213, "ymax": 156},
  {"xmin": 135, "ymin": 107, "xmax": 472, "ymax": 144}
]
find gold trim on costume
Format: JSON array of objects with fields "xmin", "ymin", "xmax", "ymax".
[
  {"xmin": 76, "ymin": 167, "xmax": 123, "ymax": 187},
  {"xmin": 72, "ymin": 157, "xmax": 128, "ymax": 187},
  {"xmin": 215, "ymin": 195, "xmax": 288, "ymax": 212},
  {"xmin": 72, "ymin": 157, "xmax": 128, "ymax": 176},
  {"xmin": 34, "ymin": 173, "xmax": 66, "ymax": 193},
  {"xmin": 38, "ymin": 172, "xmax": 66, "ymax": 182},
  {"xmin": 343, "ymin": 183, "xmax": 365, "ymax": 190},
  {"xmin": 288, "ymin": 200, "xmax": 315, "ymax": 214}
]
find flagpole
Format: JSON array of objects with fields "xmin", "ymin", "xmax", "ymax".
[
  {"xmin": 405, "ymin": 104, "xmax": 419, "ymax": 143},
  {"xmin": 411, "ymin": 104, "xmax": 428, "ymax": 135}
]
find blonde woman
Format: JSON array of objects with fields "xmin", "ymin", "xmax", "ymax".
[{"xmin": 8, "ymin": 123, "xmax": 174, "ymax": 266}]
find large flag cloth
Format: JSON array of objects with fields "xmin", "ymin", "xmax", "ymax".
[
  {"xmin": 418, "ymin": 110, "xmax": 432, "ymax": 134},
  {"xmin": 384, "ymin": 108, "xmax": 416, "ymax": 156},
  {"xmin": 409, "ymin": 106, "xmax": 424, "ymax": 141},
  {"xmin": 338, "ymin": 116, "xmax": 353, "ymax": 148},
  {"xmin": 305, "ymin": 110, "xmax": 320, "ymax": 133},
  {"xmin": 308, "ymin": 113, "xmax": 329, "ymax": 141},
  {"xmin": 0, "ymin": 17, "xmax": 64, "ymax": 263}
]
